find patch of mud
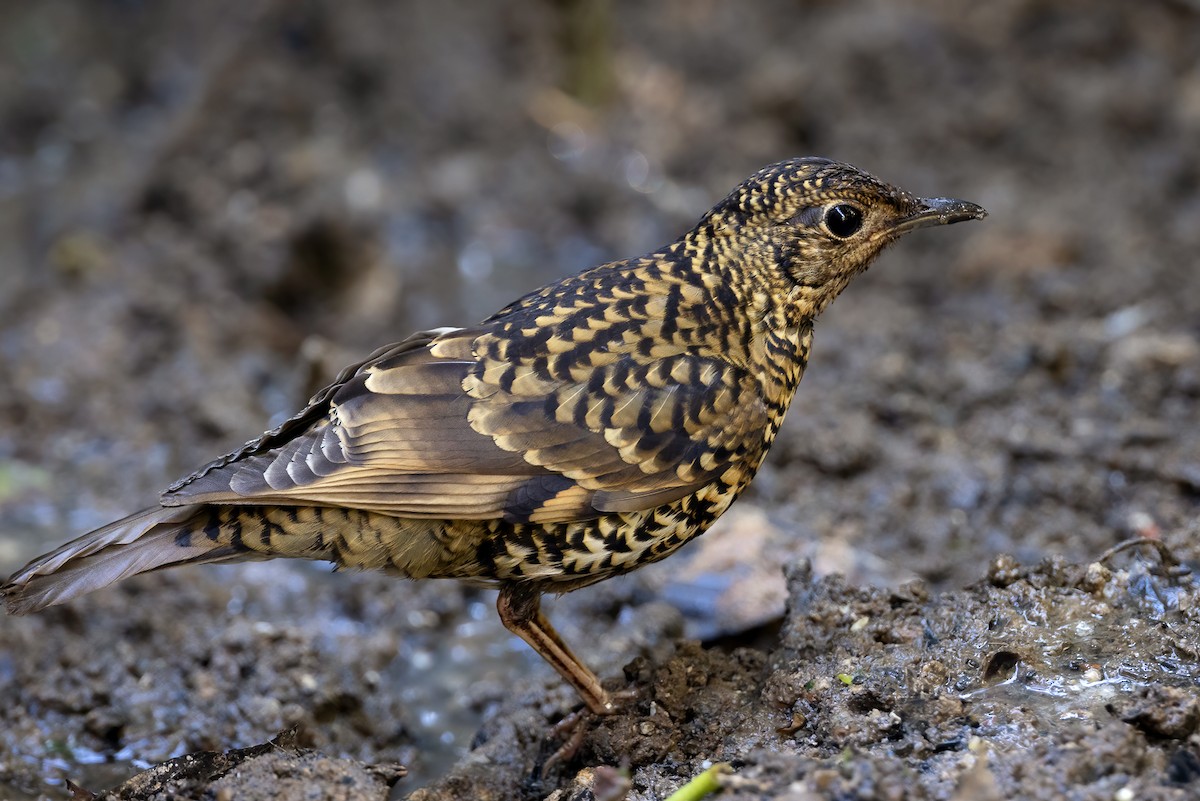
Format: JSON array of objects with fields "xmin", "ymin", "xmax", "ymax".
[
  {"xmin": 77, "ymin": 729, "xmax": 404, "ymax": 801},
  {"xmin": 414, "ymin": 554, "xmax": 1199, "ymax": 800}
]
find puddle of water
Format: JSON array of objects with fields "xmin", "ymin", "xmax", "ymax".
[
  {"xmin": 955, "ymin": 565, "xmax": 1199, "ymax": 748},
  {"xmin": 387, "ymin": 596, "xmax": 541, "ymax": 792}
]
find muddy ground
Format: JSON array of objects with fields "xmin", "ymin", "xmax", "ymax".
[{"xmin": 1, "ymin": 1, "xmax": 1198, "ymax": 799}]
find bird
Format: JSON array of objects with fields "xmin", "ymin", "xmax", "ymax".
[{"xmin": 3, "ymin": 157, "xmax": 985, "ymax": 715}]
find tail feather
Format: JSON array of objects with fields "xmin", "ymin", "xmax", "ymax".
[
  {"xmin": 2, "ymin": 505, "xmax": 241, "ymax": 615},
  {"xmin": 3, "ymin": 503, "xmax": 423, "ymax": 616}
]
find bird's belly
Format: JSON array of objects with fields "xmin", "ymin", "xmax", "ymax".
[{"xmin": 485, "ymin": 480, "xmax": 741, "ymax": 587}]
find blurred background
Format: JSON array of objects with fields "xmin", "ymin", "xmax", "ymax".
[{"xmin": 0, "ymin": 0, "xmax": 1198, "ymax": 795}]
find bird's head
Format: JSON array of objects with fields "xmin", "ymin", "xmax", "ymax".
[{"xmin": 703, "ymin": 157, "xmax": 986, "ymax": 317}]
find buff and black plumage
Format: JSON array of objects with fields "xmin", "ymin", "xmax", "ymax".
[{"xmin": 2, "ymin": 158, "xmax": 985, "ymax": 713}]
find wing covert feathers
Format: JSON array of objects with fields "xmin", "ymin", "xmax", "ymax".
[{"xmin": 157, "ymin": 307, "xmax": 772, "ymax": 525}]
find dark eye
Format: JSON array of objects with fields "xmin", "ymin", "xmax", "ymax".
[{"xmin": 824, "ymin": 204, "xmax": 863, "ymax": 238}]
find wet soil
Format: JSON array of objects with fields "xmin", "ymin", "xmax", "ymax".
[
  {"xmin": 414, "ymin": 556, "xmax": 1200, "ymax": 801},
  {"xmin": 1, "ymin": 1, "xmax": 1199, "ymax": 799}
]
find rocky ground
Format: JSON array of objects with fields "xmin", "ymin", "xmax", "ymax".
[{"xmin": 1, "ymin": 1, "xmax": 1198, "ymax": 799}]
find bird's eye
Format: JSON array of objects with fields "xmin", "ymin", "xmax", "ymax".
[{"xmin": 824, "ymin": 204, "xmax": 863, "ymax": 238}]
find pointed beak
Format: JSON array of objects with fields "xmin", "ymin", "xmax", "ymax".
[{"xmin": 893, "ymin": 197, "xmax": 987, "ymax": 234}]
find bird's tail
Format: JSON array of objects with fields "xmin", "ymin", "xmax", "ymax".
[
  {"xmin": 3, "ymin": 503, "xmax": 454, "ymax": 615},
  {"xmin": 2, "ymin": 505, "xmax": 279, "ymax": 615}
]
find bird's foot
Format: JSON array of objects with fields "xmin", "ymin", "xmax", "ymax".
[{"xmin": 542, "ymin": 688, "xmax": 638, "ymax": 773}]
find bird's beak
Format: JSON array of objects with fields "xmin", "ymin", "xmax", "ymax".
[{"xmin": 894, "ymin": 197, "xmax": 987, "ymax": 233}]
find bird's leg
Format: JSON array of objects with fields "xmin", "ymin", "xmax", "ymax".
[{"xmin": 496, "ymin": 583, "xmax": 613, "ymax": 715}]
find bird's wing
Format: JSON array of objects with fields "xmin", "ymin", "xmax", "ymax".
[{"xmin": 162, "ymin": 326, "xmax": 768, "ymax": 523}]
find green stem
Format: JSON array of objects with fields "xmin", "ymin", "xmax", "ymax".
[{"xmin": 664, "ymin": 763, "xmax": 732, "ymax": 801}]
